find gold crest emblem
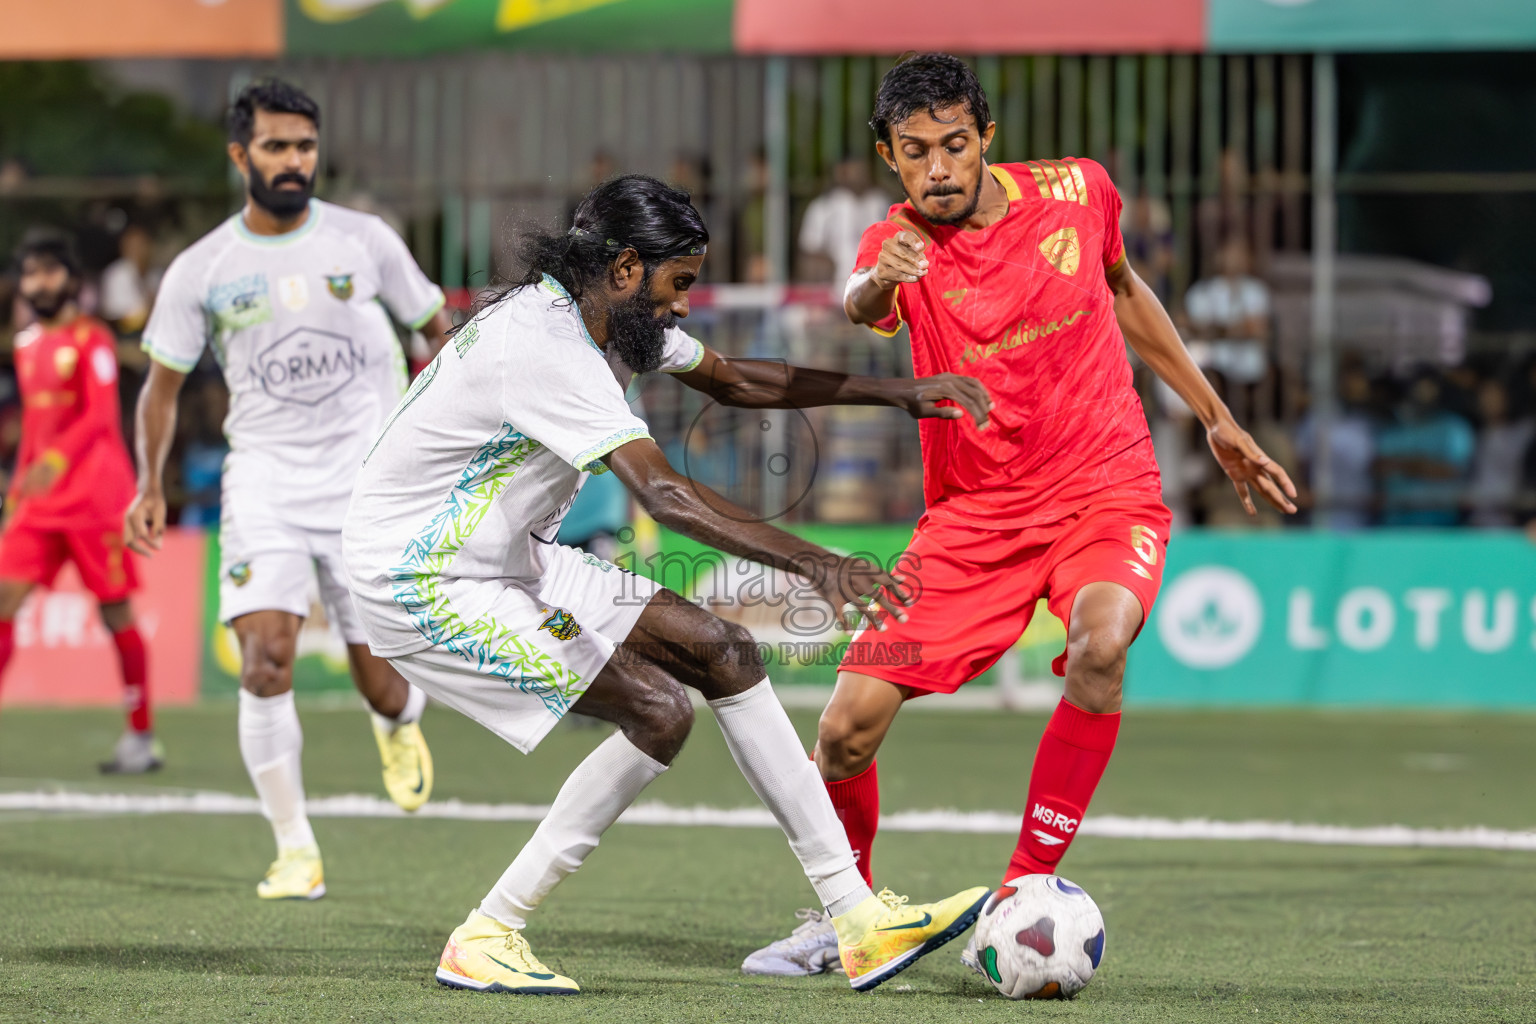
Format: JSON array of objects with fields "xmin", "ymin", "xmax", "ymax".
[
  {"xmin": 1038, "ymin": 227, "xmax": 1081, "ymax": 276},
  {"xmin": 53, "ymin": 346, "xmax": 79, "ymax": 381},
  {"xmin": 326, "ymin": 274, "xmax": 354, "ymax": 301}
]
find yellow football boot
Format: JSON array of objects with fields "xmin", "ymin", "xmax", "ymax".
[
  {"xmin": 435, "ymin": 911, "xmax": 580, "ymax": 995},
  {"xmin": 837, "ymin": 886, "xmax": 990, "ymax": 991},
  {"xmin": 373, "ymin": 719, "xmax": 433, "ymax": 812},
  {"xmin": 256, "ymin": 844, "xmax": 325, "ymax": 901}
]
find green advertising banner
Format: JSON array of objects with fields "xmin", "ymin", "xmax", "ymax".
[
  {"xmin": 1208, "ymin": 0, "xmax": 1536, "ymax": 52},
  {"xmin": 285, "ymin": 0, "xmax": 732, "ymax": 56},
  {"xmin": 197, "ymin": 522, "xmax": 1536, "ymax": 708},
  {"xmin": 1130, "ymin": 531, "xmax": 1536, "ymax": 707}
]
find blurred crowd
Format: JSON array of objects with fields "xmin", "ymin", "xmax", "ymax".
[{"xmin": 0, "ymin": 165, "xmax": 1523, "ymax": 534}]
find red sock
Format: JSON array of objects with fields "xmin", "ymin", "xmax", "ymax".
[
  {"xmin": 1005, "ymin": 698, "xmax": 1120, "ymax": 886},
  {"xmin": 111, "ymin": 626, "xmax": 151, "ymax": 733},
  {"xmin": 826, "ymin": 760, "xmax": 880, "ymax": 888},
  {"xmin": 0, "ymin": 620, "xmax": 12, "ymax": 688}
]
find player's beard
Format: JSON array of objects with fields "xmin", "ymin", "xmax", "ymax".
[
  {"xmin": 922, "ymin": 173, "xmax": 986, "ymax": 226},
  {"xmin": 248, "ymin": 166, "xmax": 315, "ymax": 220},
  {"xmin": 605, "ymin": 278, "xmax": 675, "ymax": 375},
  {"xmin": 22, "ymin": 285, "xmax": 71, "ymax": 321}
]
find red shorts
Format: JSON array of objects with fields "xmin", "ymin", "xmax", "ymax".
[
  {"xmin": 839, "ymin": 499, "xmax": 1171, "ymax": 694},
  {"xmin": 0, "ymin": 522, "xmax": 139, "ymax": 603}
]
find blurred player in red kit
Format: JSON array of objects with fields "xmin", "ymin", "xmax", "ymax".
[
  {"xmin": 744, "ymin": 54, "xmax": 1297, "ymax": 978},
  {"xmin": 0, "ymin": 234, "xmax": 158, "ymax": 773}
]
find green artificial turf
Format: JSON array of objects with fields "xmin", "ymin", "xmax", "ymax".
[{"xmin": 0, "ymin": 703, "xmax": 1533, "ymax": 1023}]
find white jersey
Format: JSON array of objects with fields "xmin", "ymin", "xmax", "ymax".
[
  {"xmin": 142, "ymin": 199, "xmax": 445, "ymax": 532},
  {"xmin": 342, "ymin": 275, "xmax": 704, "ymax": 657}
]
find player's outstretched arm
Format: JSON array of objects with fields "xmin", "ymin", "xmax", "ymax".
[
  {"xmin": 844, "ymin": 230, "xmax": 927, "ymax": 326},
  {"xmin": 1107, "ymin": 257, "xmax": 1297, "ymax": 516},
  {"xmin": 124, "ymin": 361, "xmax": 188, "ymax": 555},
  {"xmin": 604, "ymin": 437, "xmax": 911, "ymax": 631},
  {"xmin": 675, "ymin": 347, "xmax": 991, "ymax": 427}
]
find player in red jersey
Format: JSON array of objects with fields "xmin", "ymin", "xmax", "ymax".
[
  {"xmin": 0, "ymin": 234, "xmax": 158, "ymax": 773},
  {"xmin": 743, "ymin": 54, "xmax": 1296, "ymax": 978}
]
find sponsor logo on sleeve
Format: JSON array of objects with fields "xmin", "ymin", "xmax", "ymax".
[{"xmin": 209, "ymin": 274, "xmax": 272, "ymax": 333}]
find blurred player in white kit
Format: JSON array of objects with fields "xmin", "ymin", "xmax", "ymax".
[{"xmin": 125, "ymin": 80, "xmax": 450, "ymax": 901}]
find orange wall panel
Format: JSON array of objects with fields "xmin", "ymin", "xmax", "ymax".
[{"xmin": 0, "ymin": 0, "xmax": 282, "ymax": 59}]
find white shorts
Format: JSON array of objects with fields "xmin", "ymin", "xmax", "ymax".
[
  {"xmin": 219, "ymin": 521, "xmax": 367, "ymax": 645},
  {"xmin": 390, "ymin": 543, "xmax": 661, "ymax": 754}
]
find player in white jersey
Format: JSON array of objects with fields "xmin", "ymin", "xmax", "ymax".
[
  {"xmin": 345, "ymin": 175, "xmax": 999, "ymax": 994},
  {"xmin": 125, "ymin": 81, "xmax": 445, "ymax": 901}
]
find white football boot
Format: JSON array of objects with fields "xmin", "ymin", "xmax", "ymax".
[{"xmin": 741, "ymin": 908, "xmax": 842, "ymax": 976}]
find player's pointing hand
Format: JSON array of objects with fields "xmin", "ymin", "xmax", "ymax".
[
  {"xmin": 871, "ymin": 230, "xmax": 928, "ymax": 288},
  {"xmin": 1205, "ymin": 417, "xmax": 1298, "ymax": 516}
]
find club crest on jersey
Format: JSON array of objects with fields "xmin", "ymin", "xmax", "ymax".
[
  {"xmin": 325, "ymin": 274, "xmax": 354, "ymax": 301},
  {"xmin": 1038, "ymin": 227, "xmax": 1081, "ymax": 276},
  {"xmin": 278, "ymin": 275, "xmax": 310, "ymax": 312},
  {"xmin": 228, "ymin": 562, "xmax": 252, "ymax": 587},
  {"xmin": 538, "ymin": 608, "xmax": 582, "ymax": 642},
  {"xmin": 53, "ymin": 346, "xmax": 79, "ymax": 381}
]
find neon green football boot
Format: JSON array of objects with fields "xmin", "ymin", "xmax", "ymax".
[
  {"xmin": 837, "ymin": 886, "xmax": 990, "ymax": 991},
  {"xmin": 435, "ymin": 911, "xmax": 579, "ymax": 995}
]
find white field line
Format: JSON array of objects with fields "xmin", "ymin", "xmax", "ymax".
[{"xmin": 1, "ymin": 789, "xmax": 1534, "ymax": 851}]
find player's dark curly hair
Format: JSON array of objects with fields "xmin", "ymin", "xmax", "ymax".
[
  {"xmin": 13, "ymin": 230, "xmax": 80, "ymax": 279},
  {"xmin": 485, "ymin": 174, "xmax": 708, "ymax": 314},
  {"xmin": 869, "ymin": 53, "xmax": 991, "ymax": 145},
  {"xmin": 228, "ymin": 79, "xmax": 321, "ymax": 146}
]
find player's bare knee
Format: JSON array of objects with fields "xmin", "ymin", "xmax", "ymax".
[
  {"xmin": 240, "ymin": 636, "xmax": 296, "ymax": 697},
  {"xmin": 700, "ymin": 617, "xmax": 764, "ymax": 698},
  {"xmin": 627, "ymin": 671, "xmax": 694, "ymax": 761},
  {"xmin": 1065, "ymin": 631, "xmax": 1127, "ymax": 711},
  {"xmin": 98, "ymin": 601, "xmax": 132, "ymax": 634},
  {"xmin": 816, "ymin": 711, "xmax": 876, "ymax": 777}
]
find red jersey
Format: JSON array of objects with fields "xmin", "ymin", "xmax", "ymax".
[
  {"xmin": 856, "ymin": 158, "xmax": 1162, "ymax": 529},
  {"xmin": 8, "ymin": 315, "xmax": 136, "ymax": 530}
]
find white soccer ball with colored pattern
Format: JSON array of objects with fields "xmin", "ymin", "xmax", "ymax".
[{"xmin": 973, "ymin": 874, "xmax": 1105, "ymax": 1000}]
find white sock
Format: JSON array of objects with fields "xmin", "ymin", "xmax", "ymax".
[
  {"xmin": 238, "ymin": 689, "xmax": 316, "ymax": 853},
  {"xmin": 478, "ymin": 730, "xmax": 666, "ymax": 929},
  {"xmin": 370, "ymin": 682, "xmax": 428, "ymax": 734},
  {"xmin": 708, "ymin": 678, "xmax": 872, "ymax": 918}
]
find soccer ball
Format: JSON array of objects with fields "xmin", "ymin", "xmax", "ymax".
[{"xmin": 972, "ymin": 874, "xmax": 1106, "ymax": 1000}]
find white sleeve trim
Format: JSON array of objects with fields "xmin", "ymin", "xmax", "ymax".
[
  {"xmin": 572, "ymin": 427, "xmax": 652, "ymax": 474},
  {"xmin": 140, "ymin": 338, "xmax": 199, "ymax": 373},
  {"xmin": 662, "ymin": 336, "xmax": 705, "ymax": 374}
]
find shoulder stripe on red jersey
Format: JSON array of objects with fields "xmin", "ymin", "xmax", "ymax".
[
  {"xmin": 1026, "ymin": 161, "xmax": 1056, "ymax": 200},
  {"xmin": 989, "ymin": 165, "xmax": 1024, "ymax": 201},
  {"xmin": 1026, "ymin": 159, "xmax": 1090, "ymax": 207},
  {"xmin": 1062, "ymin": 158, "xmax": 1089, "ymax": 206}
]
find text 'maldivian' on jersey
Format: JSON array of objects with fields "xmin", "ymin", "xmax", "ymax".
[
  {"xmin": 856, "ymin": 157, "xmax": 1162, "ymax": 529},
  {"xmin": 342, "ymin": 276, "xmax": 705, "ymax": 658},
  {"xmin": 141, "ymin": 199, "xmax": 446, "ymax": 532}
]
